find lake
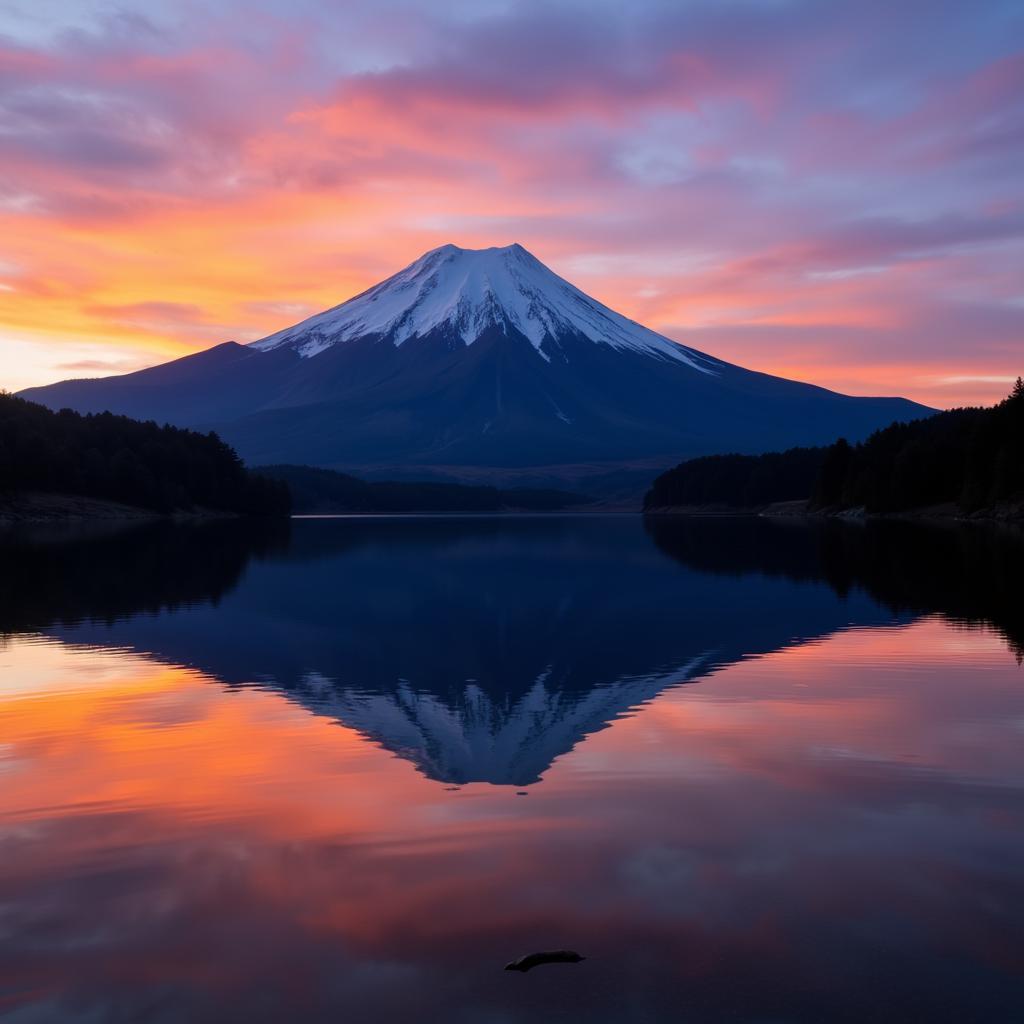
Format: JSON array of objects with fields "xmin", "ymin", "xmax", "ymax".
[{"xmin": 1, "ymin": 515, "xmax": 1022, "ymax": 1022}]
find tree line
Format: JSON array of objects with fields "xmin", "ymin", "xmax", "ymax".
[
  {"xmin": 258, "ymin": 463, "xmax": 592, "ymax": 513},
  {"xmin": 645, "ymin": 379, "xmax": 1024, "ymax": 514},
  {"xmin": 0, "ymin": 393, "xmax": 290, "ymax": 515}
]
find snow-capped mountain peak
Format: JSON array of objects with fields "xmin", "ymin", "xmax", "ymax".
[{"xmin": 250, "ymin": 242, "xmax": 717, "ymax": 371}]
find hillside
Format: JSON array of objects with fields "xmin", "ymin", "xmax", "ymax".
[
  {"xmin": 0, "ymin": 394, "xmax": 289, "ymax": 518},
  {"xmin": 258, "ymin": 464, "xmax": 592, "ymax": 513},
  {"xmin": 641, "ymin": 447, "xmax": 826, "ymax": 511}
]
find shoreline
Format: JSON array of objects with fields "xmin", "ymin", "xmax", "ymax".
[
  {"xmin": 6, "ymin": 493, "xmax": 1021, "ymax": 525},
  {"xmin": 0, "ymin": 491, "xmax": 621, "ymax": 524},
  {"xmin": 642, "ymin": 498, "xmax": 1024, "ymax": 524},
  {"xmin": 0, "ymin": 492, "xmax": 245, "ymax": 525}
]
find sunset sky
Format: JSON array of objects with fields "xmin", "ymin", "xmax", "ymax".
[{"xmin": 0, "ymin": 0, "xmax": 1021, "ymax": 406}]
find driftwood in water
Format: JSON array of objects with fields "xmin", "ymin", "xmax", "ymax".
[{"xmin": 504, "ymin": 950, "xmax": 586, "ymax": 972}]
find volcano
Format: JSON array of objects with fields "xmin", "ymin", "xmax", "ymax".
[{"xmin": 21, "ymin": 243, "xmax": 930, "ymax": 494}]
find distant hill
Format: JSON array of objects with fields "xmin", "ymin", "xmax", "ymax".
[
  {"xmin": 0, "ymin": 393, "xmax": 289, "ymax": 518},
  {"xmin": 645, "ymin": 379, "xmax": 1024, "ymax": 517},
  {"xmin": 258, "ymin": 463, "xmax": 592, "ymax": 513},
  {"xmin": 641, "ymin": 447, "xmax": 826, "ymax": 511}
]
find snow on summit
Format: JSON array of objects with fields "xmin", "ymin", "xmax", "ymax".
[{"xmin": 251, "ymin": 243, "xmax": 716, "ymax": 371}]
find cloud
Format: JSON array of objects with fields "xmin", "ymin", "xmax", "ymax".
[
  {"xmin": 83, "ymin": 300, "xmax": 208, "ymax": 322},
  {"xmin": 57, "ymin": 357, "xmax": 150, "ymax": 372},
  {"xmin": 242, "ymin": 300, "xmax": 317, "ymax": 318},
  {"xmin": 0, "ymin": 0, "xmax": 1021, "ymax": 406}
]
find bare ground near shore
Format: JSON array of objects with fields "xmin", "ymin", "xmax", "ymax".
[
  {"xmin": 0, "ymin": 492, "xmax": 236, "ymax": 524},
  {"xmin": 644, "ymin": 498, "xmax": 1024, "ymax": 522}
]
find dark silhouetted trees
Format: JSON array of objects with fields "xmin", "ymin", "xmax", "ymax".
[
  {"xmin": 0, "ymin": 393, "xmax": 289, "ymax": 516},
  {"xmin": 643, "ymin": 447, "xmax": 826, "ymax": 510},
  {"xmin": 831, "ymin": 381, "xmax": 1023, "ymax": 512},
  {"xmin": 645, "ymin": 381, "xmax": 1024, "ymax": 515}
]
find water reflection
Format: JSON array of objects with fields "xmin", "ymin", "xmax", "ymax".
[
  {"xmin": 2, "ymin": 517, "xmax": 1023, "ymax": 1023},
  {"xmin": 0, "ymin": 518, "xmax": 288, "ymax": 633},
  {"xmin": 3, "ymin": 516, "xmax": 1021, "ymax": 785},
  {"xmin": 645, "ymin": 515, "xmax": 1024, "ymax": 658}
]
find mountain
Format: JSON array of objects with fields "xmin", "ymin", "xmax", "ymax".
[{"xmin": 20, "ymin": 243, "xmax": 932, "ymax": 494}]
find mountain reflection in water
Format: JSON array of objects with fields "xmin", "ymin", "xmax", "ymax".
[
  {"xmin": 1, "ymin": 515, "xmax": 1023, "ymax": 1023},
  {"xmin": 3, "ymin": 516, "xmax": 1022, "ymax": 786}
]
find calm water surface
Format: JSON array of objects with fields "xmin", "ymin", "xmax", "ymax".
[{"xmin": 1, "ymin": 516, "xmax": 1022, "ymax": 1022}]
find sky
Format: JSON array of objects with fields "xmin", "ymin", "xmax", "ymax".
[{"xmin": 0, "ymin": 0, "xmax": 1021, "ymax": 407}]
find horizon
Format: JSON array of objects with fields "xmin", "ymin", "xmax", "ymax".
[
  {"xmin": 1, "ymin": 1, "xmax": 1022, "ymax": 406},
  {"xmin": 7, "ymin": 237, "xmax": 1012, "ymax": 409}
]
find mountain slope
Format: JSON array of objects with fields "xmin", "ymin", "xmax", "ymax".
[{"xmin": 21, "ymin": 243, "xmax": 932, "ymax": 491}]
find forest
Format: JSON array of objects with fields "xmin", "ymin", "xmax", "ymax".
[
  {"xmin": 258, "ymin": 464, "xmax": 593, "ymax": 513},
  {"xmin": 645, "ymin": 379, "xmax": 1024, "ymax": 515},
  {"xmin": 0, "ymin": 394, "xmax": 290, "ymax": 516},
  {"xmin": 641, "ymin": 447, "xmax": 825, "ymax": 510}
]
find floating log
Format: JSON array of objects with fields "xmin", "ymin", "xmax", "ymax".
[{"xmin": 504, "ymin": 950, "xmax": 586, "ymax": 972}]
